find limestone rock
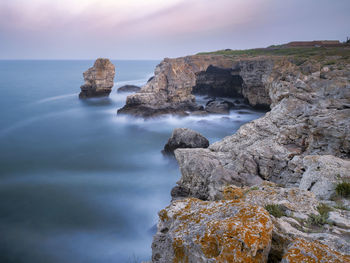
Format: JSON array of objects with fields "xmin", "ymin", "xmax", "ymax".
[
  {"xmin": 281, "ymin": 238, "xmax": 350, "ymax": 263},
  {"xmin": 118, "ymin": 55, "xmax": 273, "ymax": 117},
  {"xmin": 222, "ymin": 183, "xmax": 350, "ymax": 258},
  {"xmin": 173, "ymin": 148, "xmax": 263, "ymax": 200},
  {"xmin": 163, "ymin": 128, "xmax": 209, "ymax": 155},
  {"xmin": 152, "ymin": 198, "xmax": 273, "ymax": 263},
  {"xmin": 79, "ymin": 58, "xmax": 115, "ymax": 98},
  {"xmin": 299, "ymin": 155, "xmax": 350, "ymax": 200},
  {"xmin": 174, "ymin": 61, "xmax": 350, "ymax": 194},
  {"xmin": 117, "ymin": 85, "xmax": 141, "ymax": 93}
]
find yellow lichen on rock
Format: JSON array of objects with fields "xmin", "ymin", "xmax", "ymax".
[
  {"xmin": 152, "ymin": 198, "xmax": 273, "ymax": 262},
  {"xmin": 282, "ymin": 238, "xmax": 350, "ymax": 263}
]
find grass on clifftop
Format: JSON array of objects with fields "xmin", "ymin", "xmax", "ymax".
[{"xmin": 197, "ymin": 46, "xmax": 350, "ymax": 62}]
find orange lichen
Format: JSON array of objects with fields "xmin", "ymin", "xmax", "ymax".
[
  {"xmin": 223, "ymin": 185, "xmax": 245, "ymax": 200},
  {"xmin": 173, "ymin": 238, "xmax": 188, "ymax": 263},
  {"xmin": 163, "ymin": 198, "xmax": 273, "ymax": 262},
  {"xmin": 282, "ymin": 238, "xmax": 350, "ymax": 263},
  {"xmin": 159, "ymin": 209, "xmax": 169, "ymax": 222}
]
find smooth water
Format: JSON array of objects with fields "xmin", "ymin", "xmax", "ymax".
[{"xmin": 0, "ymin": 60, "xmax": 265, "ymax": 263}]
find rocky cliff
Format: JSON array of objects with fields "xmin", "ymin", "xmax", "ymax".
[
  {"xmin": 79, "ymin": 58, "xmax": 116, "ymax": 98},
  {"xmin": 117, "ymin": 55, "xmax": 273, "ymax": 117},
  {"xmin": 147, "ymin": 48, "xmax": 350, "ymax": 262}
]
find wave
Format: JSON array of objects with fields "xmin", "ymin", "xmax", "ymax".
[
  {"xmin": 36, "ymin": 93, "xmax": 78, "ymax": 104},
  {"xmin": 0, "ymin": 109, "xmax": 77, "ymax": 137}
]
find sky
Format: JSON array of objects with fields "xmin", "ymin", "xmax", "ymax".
[{"xmin": 0, "ymin": 0, "xmax": 349, "ymax": 59}]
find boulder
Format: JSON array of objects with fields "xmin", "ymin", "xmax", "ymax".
[
  {"xmin": 152, "ymin": 198, "xmax": 273, "ymax": 263},
  {"xmin": 172, "ymin": 148, "xmax": 263, "ymax": 200},
  {"xmin": 79, "ymin": 58, "xmax": 115, "ymax": 98},
  {"xmin": 163, "ymin": 128, "xmax": 209, "ymax": 155},
  {"xmin": 205, "ymin": 100, "xmax": 235, "ymax": 114},
  {"xmin": 117, "ymin": 85, "xmax": 141, "ymax": 93}
]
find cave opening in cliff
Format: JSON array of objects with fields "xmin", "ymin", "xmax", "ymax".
[{"xmin": 192, "ymin": 65, "xmax": 244, "ymax": 98}]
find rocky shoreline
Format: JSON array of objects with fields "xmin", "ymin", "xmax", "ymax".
[
  {"xmin": 80, "ymin": 47, "xmax": 350, "ymax": 262},
  {"xmin": 130, "ymin": 49, "xmax": 350, "ymax": 262}
]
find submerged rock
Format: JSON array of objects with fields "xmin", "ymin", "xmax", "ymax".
[
  {"xmin": 79, "ymin": 58, "xmax": 115, "ymax": 98},
  {"xmin": 152, "ymin": 198, "xmax": 273, "ymax": 263},
  {"xmin": 163, "ymin": 128, "xmax": 209, "ymax": 155},
  {"xmin": 205, "ymin": 100, "xmax": 235, "ymax": 114},
  {"xmin": 117, "ymin": 85, "xmax": 141, "ymax": 93}
]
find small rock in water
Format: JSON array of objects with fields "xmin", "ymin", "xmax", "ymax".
[
  {"xmin": 163, "ymin": 128, "xmax": 209, "ymax": 155},
  {"xmin": 205, "ymin": 100, "xmax": 235, "ymax": 114},
  {"xmin": 79, "ymin": 58, "xmax": 115, "ymax": 98}
]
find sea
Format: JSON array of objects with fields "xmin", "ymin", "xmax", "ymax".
[{"xmin": 0, "ymin": 60, "xmax": 265, "ymax": 263}]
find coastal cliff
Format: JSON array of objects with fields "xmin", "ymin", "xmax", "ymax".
[
  {"xmin": 122, "ymin": 47, "xmax": 350, "ymax": 262},
  {"xmin": 117, "ymin": 55, "xmax": 273, "ymax": 117}
]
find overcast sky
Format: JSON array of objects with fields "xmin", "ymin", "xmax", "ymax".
[{"xmin": 0, "ymin": 0, "xmax": 349, "ymax": 59}]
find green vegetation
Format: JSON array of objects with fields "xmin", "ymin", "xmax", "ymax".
[
  {"xmin": 250, "ymin": 186, "xmax": 259, "ymax": 191},
  {"xmin": 335, "ymin": 181, "xmax": 350, "ymax": 198},
  {"xmin": 307, "ymin": 203, "xmax": 332, "ymax": 227},
  {"xmin": 197, "ymin": 46, "xmax": 350, "ymax": 64},
  {"xmin": 265, "ymin": 204, "xmax": 286, "ymax": 218}
]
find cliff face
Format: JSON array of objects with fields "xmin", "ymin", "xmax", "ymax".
[
  {"xmin": 174, "ymin": 59, "xmax": 350, "ymax": 198},
  {"xmin": 149, "ymin": 49, "xmax": 350, "ymax": 262},
  {"xmin": 79, "ymin": 58, "xmax": 116, "ymax": 98},
  {"xmin": 117, "ymin": 55, "xmax": 273, "ymax": 116}
]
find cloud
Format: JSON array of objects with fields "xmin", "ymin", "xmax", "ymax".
[{"xmin": 0, "ymin": 0, "xmax": 349, "ymax": 59}]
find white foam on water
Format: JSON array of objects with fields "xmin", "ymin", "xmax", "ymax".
[{"xmin": 36, "ymin": 93, "xmax": 78, "ymax": 104}]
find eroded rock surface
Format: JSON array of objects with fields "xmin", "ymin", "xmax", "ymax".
[
  {"xmin": 118, "ymin": 56, "xmax": 273, "ymax": 117},
  {"xmin": 163, "ymin": 128, "xmax": 209, "ymax": 155},
  {"xmin": 222, "ymin": 182, "xmax": 350, "ymax": 259},
  {"xmin": 299, "ymin": 155, "xmax": 350, "ymax": 200},
  {"xmin": 174, "ymin": 60, "xmax": 350, "ymax": 198},
  {"xmin": 79, "ymin": 58, "xmax": 116, "ymax": 98},
  {"xmin": 152, "ymin": 198, "xmax": 273, "ymax": 263}
]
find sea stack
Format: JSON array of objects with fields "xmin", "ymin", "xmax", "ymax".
[{"xmin": 79, "ymin": 58, "xmax": 116, "ymax": 98}]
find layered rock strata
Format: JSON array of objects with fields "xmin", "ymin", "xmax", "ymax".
[{"xmin": 79, "ymin": 58, "xmax": 115, "ymax": 98}]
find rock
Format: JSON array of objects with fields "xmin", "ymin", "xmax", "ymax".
[
  {"xmin": 281, "ymin": 238, "xmax": 350, "ymax": 263},
  {"xmin": 174, "ymin": 60, "xmax": 350, "ymax": 192},
  {"xmin": 299, "ymin": 155, "xmax": 350, "ymax": 200},
  {"xmin": 173, "ymin": 148, "xmax": 263, "ymax": 200},
  {"xmin": 79, "ymin": 58, "xmax": 115, "ymax": 98},
  {"xmin": 328, "ymin": 210, "xmax": 350, "ymax": 229},
  {"xmin": 152, "ymin": 198, "xmax": 273, "ymax": 263},
  {"xmin": 205, "ymin": 100, "xmax": 235, "ymax": 114},
  {"xmin": 222, "ymin": 182, "xmax": 350, "ymax": 259},
  {"xmin": 163, "ymin": 128, "xmax": 209, "ymax": 155},
  {"xmin": 118, "ymin": 55, "xmax": 273, "ymax": 117},
  {"xmin": 117, "ymin": 85, "xmax": 141, "ymax": 93}
]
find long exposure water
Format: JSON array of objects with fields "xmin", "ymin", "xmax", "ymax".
[{"xmin": 0, "ymin": 60, "xmax": 265, "ymax": 262}]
